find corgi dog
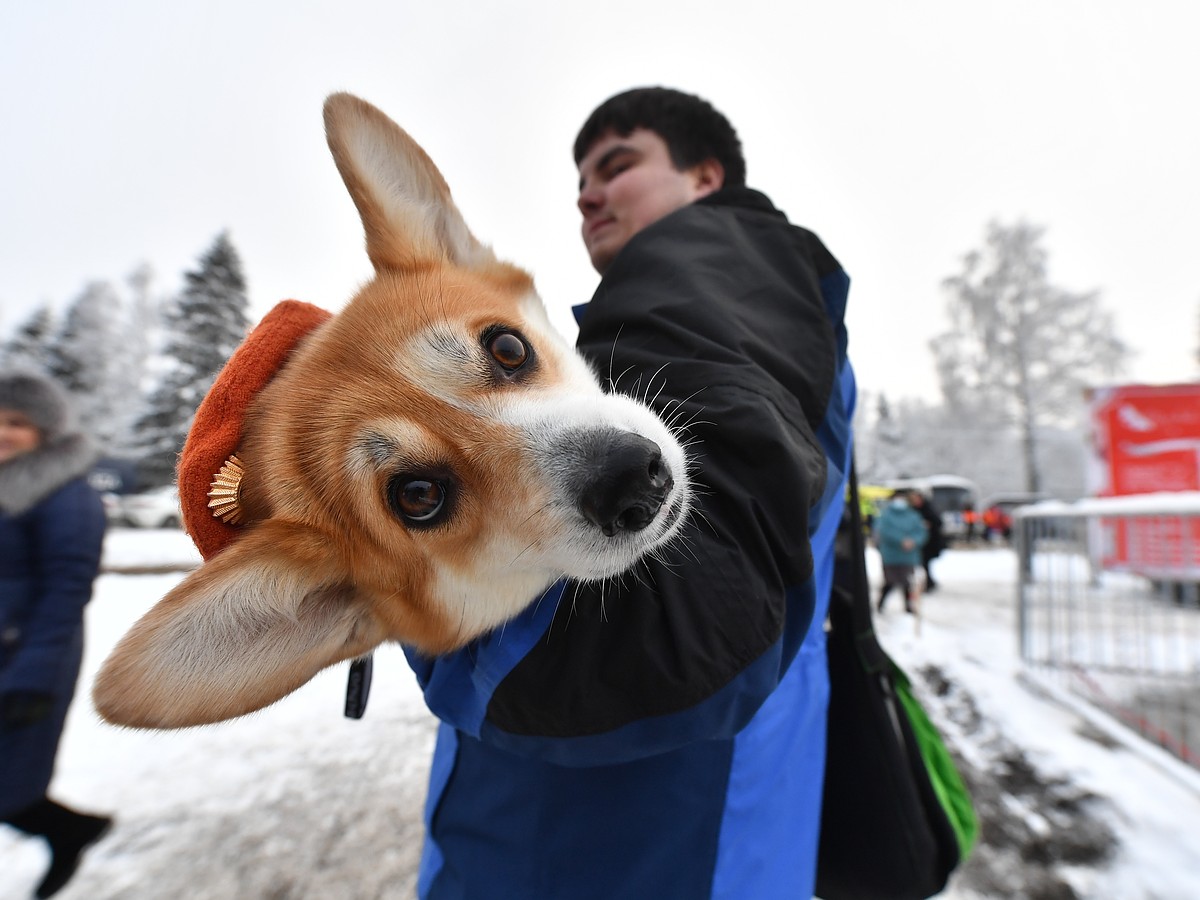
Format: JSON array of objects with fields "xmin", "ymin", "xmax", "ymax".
[{"xmin": 93, "ymin": 93, "xmax": 691, "ymax": 729}]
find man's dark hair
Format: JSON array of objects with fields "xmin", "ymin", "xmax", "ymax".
[{"xmin": 573, "ymin": 87, "xmax": 746, "ymax": 187}]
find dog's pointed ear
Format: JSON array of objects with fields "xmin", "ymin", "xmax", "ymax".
[
  {"xmin": 323, "ymin": 91, "xmax": 493, "ymax": 273},
  {"xmin": 93, "ymin": 519, "xmax": 387, "ymax": 729}
]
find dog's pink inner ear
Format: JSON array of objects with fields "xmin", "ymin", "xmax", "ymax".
[
  {"xmin": 92, "ymin": 520, "xmax": 386, "ymax": 729},
  {"xmin": 323, "ymin": 92, "xmax": 494, "ymax": 274}
]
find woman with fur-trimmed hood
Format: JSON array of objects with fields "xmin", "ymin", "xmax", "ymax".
[{"xmin": 0, "ymin": 370, "xmax": 112, "ymax": 899}]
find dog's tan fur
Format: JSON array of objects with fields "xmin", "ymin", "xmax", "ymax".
[{"xmin": 93, "ymin": 94, "xmax": 690, "ymax": 729}]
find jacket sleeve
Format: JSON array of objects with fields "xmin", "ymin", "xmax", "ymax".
[
  {"xmin": 915, "ymin": 517, "xmax": 930, "ymax": 547},
  {"xmin": 3, "ymin": 481, "xmax": 106, "ymax": 694},
  {"xmin": 405, "ymin": 201, "xmax": 850, "ymax": 766}
]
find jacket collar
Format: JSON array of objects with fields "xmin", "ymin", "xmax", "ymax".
[
  {"xmin": 696, "ymin": 186, "xmax": 784, "ymax": 219},
  {"xmin": 573, "ymin": 186, "xmax": 783, "ymax": 327},
  {"xmin": 0, "ymin": 433, "xmax": 97, "ymax": 516}
]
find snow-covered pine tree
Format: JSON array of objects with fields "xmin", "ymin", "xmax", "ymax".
[
  {"xmin": 105, "ymin": 263, "xmax": 167, "ymax": 457},
  {"xmin": 43, "ymin": 280, "xmax": 128, "ymax": 452},
  {"xmin": 0, "ymin": 304, "xmax": 57, "ymax": 372},
  {"xmin": 867, "ymin": 393, "xmax": 907, "ymax": 482},
  {"xmin": 133, "ymin": 231, "xmax": 250, "ymax": 487},
  {"xmin": 931, "ymin": 220, "xmax": 1126, "ymax": 494}
]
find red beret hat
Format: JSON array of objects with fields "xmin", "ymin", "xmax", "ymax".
[{"xmin": 177, "ymin": 300, "xmax": 332, "ymax": 560}]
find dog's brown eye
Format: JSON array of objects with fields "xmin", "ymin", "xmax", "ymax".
[
  {"xmin": 391, "ymin": 478, "xmax": 446, "ymax": 524},
  {"xmin": 488, "ymin": 331, "xmax": 529, "ymax": 370}
]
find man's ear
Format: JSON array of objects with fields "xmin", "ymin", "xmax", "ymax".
[{"xmin": 691, "ymin": 158, "xmax": 726, "ymax": 198}]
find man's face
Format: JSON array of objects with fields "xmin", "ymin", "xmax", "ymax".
[{"xmin": 576, "ymin": 128, "xmax": 722, "ymax": 274}]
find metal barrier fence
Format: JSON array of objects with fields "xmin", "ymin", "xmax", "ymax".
[{"xmin": 1014, "ymin": 495, "xmax": 1200, "ymax": 770}]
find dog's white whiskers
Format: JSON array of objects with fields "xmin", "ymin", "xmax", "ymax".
[
  {"xmin": 690, "ymin": 509, "xmax": 718, "ymax": 538},
  {"xmin": 660, "ymin": 398, "xmax": 692, "ymax": 425},
  {"xmin": 629, "ymin": 372, "xmax": 646, "ymax": 404},
  {"xmin": 669, "ymin": 409, "xmax": 712, "ymax": 433},
  {"xmin": 626, "ymin": 559, "xmax": 654, "ymax": 589},
  {"xmin": 604, "ymin": 325, "xmax": 627, "ymax": 387},
  {"xmin": 637, "ymin": 363, "xmax": 670, "ymax": 409},
  {"xmin": 455, "ymin": 597, "xmax": 470, "ymax": 647},
  {"xmin": 669, "ymin": 529, "xmax": 703, "ymax": 567},
  {"xmin": 566, "ymin": 579, "xmax": 587, "ymax": 626},
  {"xmin": 545, "ymin": 584, "xmax": 572, "ymax": 641},
  {"xmin": 506, "ymin": 501, "xmax": 557, "ymax": 568}
]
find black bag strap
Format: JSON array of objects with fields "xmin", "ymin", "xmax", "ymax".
[
  {"xmin": 817, "ymin": 459, "xmax": 960, "ymax": 900},
  {"xmin": 834, "ymin": 458, "xmax": 888, "ymax": 675}
]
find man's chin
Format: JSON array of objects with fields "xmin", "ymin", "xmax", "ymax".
[{"xmin": 587, "ymin": 240, "xmax": 620, "ymax": 275}]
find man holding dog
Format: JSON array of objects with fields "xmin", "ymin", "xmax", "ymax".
[{"xmin": 409, "ymin": 87, "xmax": 854, "ymax": 899}]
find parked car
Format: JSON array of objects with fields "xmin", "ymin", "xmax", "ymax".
[
  {"xmin": 979, "ymin": 492, "xmax": 1051, "ymax": 542},
  {"xmin": 100, "ymin": 491, "xmax": 128, "ymax": 526},
  {"xmin": 120, "ymin": 485, "xmax": 183, "ymax": 528}
]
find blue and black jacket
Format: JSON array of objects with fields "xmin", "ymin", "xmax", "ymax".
[
  {"xmin": 406, "ymin": 186, "xmax": 855, "ymax": 899},
  {"xmin": 1, "ymin": 437, "xmax": 105, "ymax": 818}
]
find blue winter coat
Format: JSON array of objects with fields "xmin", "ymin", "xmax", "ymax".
[
  {"xmin": 404, "ymin": 187, "xmax": 855, "ymax": 899},
  {"xmin": 1, "ymin": 463, "xmax": 106, "ymax": 817},
  {"xmin": 874, "ymin": 501, "xmax": 928, "ymax": 567}
]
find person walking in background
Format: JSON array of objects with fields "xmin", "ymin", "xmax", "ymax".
[
  {"xmin": 908, "ymin": 489, "xmax": 944, "ymax": 592},
  {"xmin": 0, "ymin": 371, "xmax": 112, "ymax": 899},
  {"xmin": 875, "ymin": 489, "xmax": 928, "ymax": 613},
  {"xmin": 982, "ymin": 503, "xmax": 1013, "ymax": 543},
  {"xmin": 962, "ymin": 502, "xmax": 979, "ymax": 544}
]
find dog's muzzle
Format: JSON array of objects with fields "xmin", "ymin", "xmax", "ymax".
[{"xmin": 578, "ymin": 432, "xmax": 674, "ymax": 537}]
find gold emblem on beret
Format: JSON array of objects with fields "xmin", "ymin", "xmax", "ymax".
[{"xmin": 208, "ymin": 454, "xmax": 246, "ymax": 524}]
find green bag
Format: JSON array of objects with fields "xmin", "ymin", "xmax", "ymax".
[{"xmin": 893, "ymin": 661, "xmax": 979, "ymax": 862}]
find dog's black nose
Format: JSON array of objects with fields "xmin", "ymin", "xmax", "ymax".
[{"xmin": 579, "ymin": 432, "xmax": 673, "ymax": 536}]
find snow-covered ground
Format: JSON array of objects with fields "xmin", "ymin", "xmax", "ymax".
[
  {"xmin": 3, "ymin": 531, "xmax": 1199, "ymax": 899},
  {"xmin": 877, "ymin": 552, "xmax": 1200, "ymax": 899}
]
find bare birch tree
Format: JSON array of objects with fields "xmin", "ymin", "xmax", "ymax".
[{"xmin": 932, "ymin": 220, "xmax": 1126, "ymax": 494}]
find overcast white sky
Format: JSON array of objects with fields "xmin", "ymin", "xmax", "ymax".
[{"xmin": 2, "ymin": 1, "xmax": 1198, "ymax": 401}]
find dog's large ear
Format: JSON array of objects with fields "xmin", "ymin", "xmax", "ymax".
[
  {"xmin": 324, "ymin": 92, "xmax": 492, "ymax": 272},
  {"xmin": 93, "ymin": 519, "xmax": 387, "ymax": 729}
]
